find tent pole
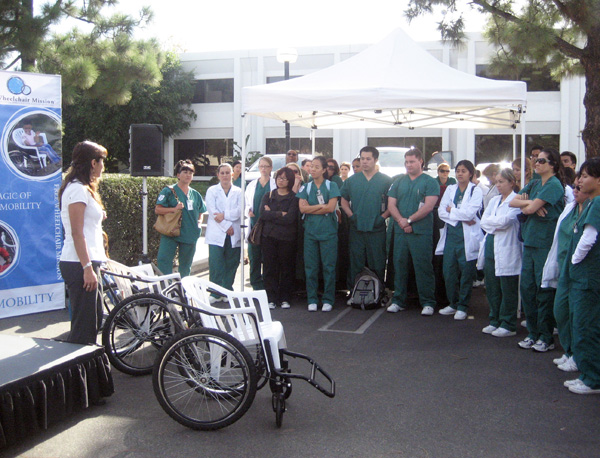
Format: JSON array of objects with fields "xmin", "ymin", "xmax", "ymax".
[
  {"xmin": 512, "ymin": 132, "xmax": 516, "ymax": 161},
  {"xmin": 521, "ymin": 117, "xmax": 526, "ymax": 189},
  {"xmin": 311, "ymin": 128, "xmax": 316, "ymax": 155},
  {"xmin": 240, "ymin": 115, "xmax": 247, "ymax": 291}
]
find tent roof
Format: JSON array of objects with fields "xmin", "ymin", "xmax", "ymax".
[{"xmin": 242, "ymin": 29, "xmax": 527, "ymax": 130}]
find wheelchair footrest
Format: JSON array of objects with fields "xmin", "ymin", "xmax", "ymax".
[{"xmin": 276, "ymin": 349, "xmax": 336, "ymax": 398}]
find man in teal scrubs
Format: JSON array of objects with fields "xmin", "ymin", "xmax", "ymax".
[
  {"xmin": 387, "ymin": 148, "xmax": 440, "ymax": 315},
  {"xmin": 341, "ymin": 146, "xmax": 392, "ymax": 288}
]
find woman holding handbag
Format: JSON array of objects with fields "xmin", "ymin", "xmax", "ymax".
[
  {"xmin": 260, "ymin": 167, "xmax": 299, "ymax": 309},
  {"xmin": 155, "ymin": 160, "xmax": 206, "ymax": 277}
]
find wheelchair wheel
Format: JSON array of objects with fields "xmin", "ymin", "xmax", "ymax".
[
  {"xmin": 272, "ymin": 391, "xmax": 286, "ymax": 428},
  {"xmin": 102, "ymin": 293, "xmax": 178, "ymax": 376},
  {"xmin": 153, "ymin": 328, "xmax": 257, "ymax": 431}
]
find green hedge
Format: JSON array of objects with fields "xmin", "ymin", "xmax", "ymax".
[{"xmin": 98, "ymin": 174, "xmax": 175, "ymax": 265}]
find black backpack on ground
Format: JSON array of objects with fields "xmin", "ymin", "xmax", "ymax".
[{"xmin": 348, "ymin": 267, "xmax": 384, "ymax": 310}]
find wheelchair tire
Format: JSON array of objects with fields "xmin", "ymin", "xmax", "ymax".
[
  {"xmin": 272, "ymin": 391, "xmax": 286, "ymax": 428},
  {"xmin": 102, "ymin": 293, "xmax": 178, "ymax": 376},
  {"xmin": 153, "ymin": 328, "xmax": 257, "ymax": 431}
]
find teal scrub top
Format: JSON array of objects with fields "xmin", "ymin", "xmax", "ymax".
[
  {"xmin": 156, "ymin": 185, "xmax": 206, "ymax": 244},
  {"xmin": 557, "ymin": 203, "xmax": 588, "ymax": 267},
  {"xmin": 233, "ymin": 176, "xmax": 242, "ymax": 188},
  {"xmin": 388, "ymin": 173, "xmax": 440, "ymax": 235},
  {"xmin": 519, "ymin": 176, "xmax": 564, "ymax": 248},
  {"xmin": 340, "ymin": 172, "xmax": 392, "ymax": 233},
  {"xmin": 484, "ymin": 233, "xmax": 495, "ymax": 259},
  {"xmin": 569, "ymin": 196, "xmax": 600, "ymax": 290},
  {"xmin": 296, "ymin": 180, "xmax": 341, "ymax": 240},
  {"xmin": 251, "ymin": 180, "xmax": 271, "ymax": 226},
  {"xmin": 446, "ymin": 187, "xmax": 466, "ymax": 243},
  {"xmin": 436, "ymin": 176, "xmax": 457, "ymax": 186}
]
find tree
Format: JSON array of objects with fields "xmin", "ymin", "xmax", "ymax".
[
  {"xmin": 61, "ymin": 52, "xmax": 197, "ymax": 170},
  {"xmin": 405, "ymin": 0, "xmax": 600, "ymax": 158},
  {"xmin": 1, "ymin": 0, "xmax": 162, "ymax": 106}
]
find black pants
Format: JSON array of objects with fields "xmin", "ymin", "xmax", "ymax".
[
  {"xmin": 60, "ymin": 261, "xmax": 102, "ymax": 345},
  {"xmin": 261, "ymin": 236, "xmax": 296, "ymax": 304}
]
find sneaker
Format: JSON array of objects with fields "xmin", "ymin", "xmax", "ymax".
[
  {"xmin": 421, "ymin": 306, "xmax": 434, "ymax": 316},
  {"xmin": 482, "ymin": 325, "xmax": 497, "ymax": 334},
  {"xmin": 491, "ymin": 327, "xmax": 516, "ymax": 337},
  {"xmin": 564, "ymin": 378, "xmax": 584, "ymax": 388},
  {"xmin": 553, "ymin": 354, "xmax": 569, "ymax": 366},
  {"xmin": 518, "ymin": 337, "xmax": 536, "ymax": 349},
  {"xmin": 439, "ymin": 306, "xmax": 456, "ymax": 316},
  {"xmin": 346, "ymin": 297, "xmax": 354, "ymax": 306},
  {"xmin": 532, "ymin": 340, "xmax": 555, "ymax": 352},
  {"xmin": 387, "ymin": 303, "xmax": 406, "ymax": 313},
  {"xmin": 308, "ymin": 303, "xmax": 317, "ymax": 312},
  {"xmin": 454, "ymin": 310, "xmax": 467, "ymax": 320},
  {"xmin": 281, "ymin": 301, "xmax": 291, "ymax": 309},
  {"xmin": 269, "ymin": 302, "xmax": 276, "ymax": 309},
  {"xmin": 568, "ymin": 382, "xmax": 600, "ymax": 395},
  {"xmin": 322, "ymin": 303, "xmax": 333, "ymax": 312},
  {"xmin": 558, "ymin": 356, "xmax": 578, "ymax": 372},
  {"xmin": 209, "ymin": 296, "xmax": 220, "ymax": 304},
  {"xmin": 521, "ymin": 320, "xmax": 527, "ymax": 328},
  {"xmin": 473, "ymin": 279, "xmax": 485, "ymax": 287}
]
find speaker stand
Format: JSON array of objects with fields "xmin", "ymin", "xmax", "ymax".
[{"xmin": 139, "ymin": 178, "xmax": 150, "ymax": 265}]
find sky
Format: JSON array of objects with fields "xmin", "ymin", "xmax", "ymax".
[{"xmin": 106, "ymin": 0, "xmax": 488, "ymax": 53}]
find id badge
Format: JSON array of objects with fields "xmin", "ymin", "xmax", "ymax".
[{"xmin": 187, "ymin": 200, "xmax": 193, "ymax": 211}]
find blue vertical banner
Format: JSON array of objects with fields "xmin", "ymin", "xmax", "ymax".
[{"xmin": 0, "ymin": 71, "xmax": 64, "ymax": 318}]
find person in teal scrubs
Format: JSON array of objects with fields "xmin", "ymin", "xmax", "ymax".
[
  {"xmin": 543, "ymin": 175, "xmax": 591, "ymax": 371},
  {"xmin": 387, "ymin": 148, "xmax": 440, "ymax": 315},
  {"xmin": 297, "ymin": 156, "xmax": 340, "ymax": 312},
  {"xmin": 232, "ymin": 160, "xmax": 242, "ymax": 187},
  {"xmin": 155, "ymin": 159, "xmax": 206, "ymax": 277},
  {"xmin": 563, "ymin": 157, "xmax": 600, "ymax": 394},
  {"xmin": 341, "ymin": 146, "xmax": 392, "ymax": 289},
  {"xmin": 436, "ymin": 160, "xmax": 483, "ymax": 321},
  {"xmin": 245, "ymin": 156, "xmax": 274, "ymax": 290},
  {"xmin": 510, "ymin": 148, "xmax": 565, "ymax": 352}
]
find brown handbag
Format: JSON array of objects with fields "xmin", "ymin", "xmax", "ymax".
[{"xmin": 154, "ymin": 187, "xmax": 182, "ymax": 237}]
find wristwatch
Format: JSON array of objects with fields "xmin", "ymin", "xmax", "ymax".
[{"xmin": 407, "ymin": 218, "xmax": 412, "ymax": 225}]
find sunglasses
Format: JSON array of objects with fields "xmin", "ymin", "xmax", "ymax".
[
  {"xmin": 535, "ymin": 158, "xmax": 550, "ymax": 164},
  {"xmin": 439, "ymin": 169, "xmax": 450, "ymax": 173},
  {"xmin": 575, "ymin": 185, "xmax": 582, "ymax": 191},
  {"xmin": 287, "ymin": 153, "xmax": 297, "ymax": 156}
]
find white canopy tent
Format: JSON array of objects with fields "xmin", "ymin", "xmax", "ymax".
[{"xmin": 237, "ymin": 28, "xmax": 529, "ymax": 289}]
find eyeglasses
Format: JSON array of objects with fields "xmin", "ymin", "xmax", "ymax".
[
  {"xmin": 535, "ymin": 158, "xmax": 550, "ymax": 165},
  {"xmin": 575, "ymin": 185, "xmax": 582, "ymax": 191},
  {"xmin": 277, "ymin": 176, "xmax": 289, "ymax": 181},
  {"xmin": 439, "ymin": 169, "xmax": 450, "ymax": 173},
  {"xmin": 327, "ymin": 165, "xmax": 336, "ymax": 169},
  {"xmin": 258, "ymin": 165, "xmax": 272, "ymax": 169},
  {"xmin": 287, "ymin": 152, "xmax": 298, "ymax": 157}
]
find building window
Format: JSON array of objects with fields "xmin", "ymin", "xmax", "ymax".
[
  {"xmin": 475, "ymin": 134, "xmax": 560, "ymax": 164},
  {"xmin": 266, "ymin": 75, "xmax": 301, "ymax": 84},
  {"xmin": 266, "ymin": 138, "xmax": 333, "ymax": 157},
  {"xmin": 476, "ymin": 64, "xmax": 559, "ymax": 92},
  {"xmin": 174, "ymin": 139, "xmax": 234, "ymax": 176},
  {"xmin": 367, "ymin": 137, "xmax": 443, "ymax": 164},
  {"xmin": 192, "ymin": 79, "xmax": 234, "ymax": 103}
]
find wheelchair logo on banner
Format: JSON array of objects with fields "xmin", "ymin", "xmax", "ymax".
[{"xmin": 7, "ymin": 76, "xmax": 32, "ymax": 96}]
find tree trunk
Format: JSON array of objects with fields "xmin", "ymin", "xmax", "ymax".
[
  {"xmin": 19, "ymin": 0, "xmax": 36, "ymax": 71},
  {"xmin": 581, "ymin": 29, "xmax": 600, "ymax": 159}
]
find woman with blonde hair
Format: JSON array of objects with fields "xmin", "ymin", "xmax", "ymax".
[{"xmin": 59, "ymin": 141, "xmax": 108, "ymax": 344}]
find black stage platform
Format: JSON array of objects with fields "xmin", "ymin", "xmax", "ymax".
[{"xmin": 0, "ymin": 334, "xmax": 114, "ymax": 449}]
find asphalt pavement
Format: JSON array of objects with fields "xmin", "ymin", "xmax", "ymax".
[{"xmin": 1, "ymin": 265, "xmax": 600, "ymax": 458}]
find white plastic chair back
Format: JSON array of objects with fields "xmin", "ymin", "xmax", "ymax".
[{"xmin": 12, "ymin": 128, "xmax": 47, "ymax": 167}]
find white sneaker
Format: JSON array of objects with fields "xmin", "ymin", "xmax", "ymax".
[
  {"xmin": 308, "ymin": 303, "xmax": 318, "ymax": 312},
  {"xmin": 209, "ymin": 296, "xmax": 220, "ymax": 304},
  {"xmin": 281, "ymin": 301, "xmax": 291, "ymax": 309},
  {"xmin": 473, "ymin": 280, "xmax": 484, "ymax": 287},
  {"xmin": 532, "ymin": 340, "xmax": 555, "ymax": 352},
  {"xmin": 491, "ymin": 328, "xmax": 516, "ymax": 337},
  {"xmin": 322, "ymin": 303, "xmax": 333, "ymax": 312},
  {"xmin": 439, "ymin": 306, "xmax": 456, "ymax": 316},
  {"xmin": 564, "ymin": 378, "xmax": 584, "ymax": 388},
  {"xmin": 454, "ymin": 310, "xmax": 467, "ymax": 320},
  {"xmin": 387, "ymin": 303, "xmax": 405, "ymax": 313},
  {"xmin": 553, "ymin": 354, "xmax": 569, "ymax": 366},
  {"xmin": 558, "ymin": 356, "xmax": 578, "ymax": 372},
  {"xmin": 569, "ymin": 382, "xmax": 600, "ymax": 395},
  {"xmin": 268, "ymin": 302, "xmax": 276, "ymax": 309},
  {"xmin": 346, "ymin": 297, "xmax": 354, "ymax": 306},
  {"xmin": 521, "ymin": 320, "xmax": 527, "ymax": 328},
  {"xmin": 421, "ymin": 306, "xmax": 434, "ymax": 316},
  {"xmin": 482, "ymin": 325, "xmax": 497, "ymax": 334},
  {"xmin": 518, "ymin": 337, "xmax": 535, "ymax": 349}
]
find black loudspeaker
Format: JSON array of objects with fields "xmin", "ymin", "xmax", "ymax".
[{"xmin": 130, "ymin": 124, "xmax": 164, "ymax": 176}]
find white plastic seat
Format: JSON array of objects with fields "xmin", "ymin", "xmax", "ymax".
[
  {"xmin": 12, "ymin": 128, "xmax": 48, "ymax": 168},
  {"xmin": 180, "ymin": 277, "xmax": 287, "ymax": 371}
]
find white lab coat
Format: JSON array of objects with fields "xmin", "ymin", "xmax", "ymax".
[
  {"xmin": 476, "ymin": 192, "xmax": 523, "ymax": 275},
  {"xmin": 204, "ymin": 183, "xmax": 242, "ymax": 248},
  {"xmin": 541, "ymin": 200, "xmax": 578, "ymax": 288},
  {"xmin": 436, "ymin": 182, "xmax": 483, "ymax": 262}
]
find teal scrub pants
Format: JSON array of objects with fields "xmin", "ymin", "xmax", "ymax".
[
  {"xmin": 570, "ymin": 287, "xmax": 600, "ymax": 389},
  {"xmin": 248, "ymin": 243, "xmax": 264, "ymax": 290},
  {"xmin": 443, "ymin": 240, "xmax": 476, "ymax": 312},
  {"xmin": 157, "ymin": 236, "xmax": 197, "ymax": 277},
  {"xmin": 209, "ymin": 236, "xmax": 241, "ymax": 294},
  {"xmin": 483, "ymin": 256, "xmax": 519, "ymax": 331},
  {"xmin": 348, "ymin": 228, "xmax": 387, "ymax": 288},
  {"xmin": 392, "ymin": 232, "xmax": 436, "ymax": 309},
  {"xmin": 304, "ymin": 234, "xmax": 337, "ymax": 305},
  {"xmin": 554, "ymin": 276, "xmax": 573, "ymax": 356},
  {"xmin": 520, "ymin": 246, "xmax": 556, "ymax": 344}
]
